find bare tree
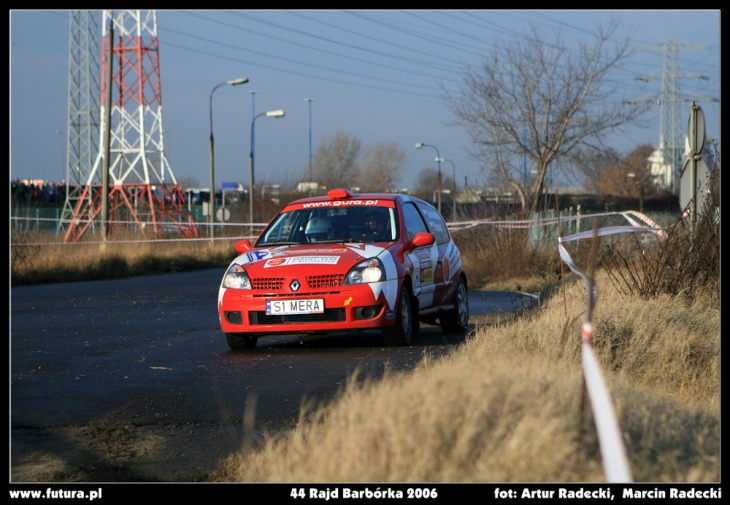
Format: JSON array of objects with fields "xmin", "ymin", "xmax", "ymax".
[
  {"xmin": 306, "ymin": 131, "xmax": 361, "ymax": 191},
  {"xmin": 595, "ymin": 144, "xmax": 656, "ymax": 212},
  {"xmin": 413, "ymin": 167, "xmax": 455, "ymax": 203},
  {"xmin": 177, "ymin": 175, "xmax": 200, "ymax": 190},
  {"xmin": 358, "ymin": 142, "xmax": 405, "ymax": 192},
  {"xmin": 446, "ymin": 20, "xmax": 649, "ymax": 214},
  {"xmin": 571, "ymin": 147, "xmax": 622, "ymax": 192}
]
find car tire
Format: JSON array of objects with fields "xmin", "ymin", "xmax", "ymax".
[
  {"xmin": 225, "ymin": 333, "xmax": 258, "ymax": 350},
  {"xmin": 382, "ymin": 284, "xmax": 413, "ymax": 346},
  {"xmin": 440, "ymin": 277, "xmax": 469, "ymax": 334}
]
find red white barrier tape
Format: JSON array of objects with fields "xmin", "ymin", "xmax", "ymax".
[
  {"xmin": 447, "ymin": 211, "xmax": 668, "ymax": 237},
  {"xmin": 555, "ymin": 217, "xmax": 670, "ymax": 483},
  {"xmin": 559, "ymin": 225, "xmax": 665, "ymax": 244},
  {"xmin": 581, "ymin": 343, "xmax": 634, "ymax": 482},
  {"xmin": 559, "ymin": 236, "xmax": 633, "ymax": 481}
]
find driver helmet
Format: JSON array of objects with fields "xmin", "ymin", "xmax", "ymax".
[
  {"xmin": 305, "ymin": 217, "xmax": 333, "ymax": 241},
  {"xmin": 364, "ymin": 209, "xmax": 386, "ymax": 233}
]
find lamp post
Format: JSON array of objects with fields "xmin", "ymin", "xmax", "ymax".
[
  {"xmin": 305, "ymin": 98, "xmax": 314, "ymax": 173},
  {"xmin": 209, "ymin": 77, "xmax": 249, "ymax": 240},
  {"xmin": 250, "ymin": 109, "xmax": 285, "ymax": 236},
  {"xmin": 627, "ymin": 172, "xmax": 644, "ymax": 213},
  {"xmin": 416, "ymin": 143, "xmax": 441, "ymax": 213},
  {"xmin": 437, "ymin": 157, "xmax": 456, "ymax": 221},
  {"xmin": 56, "ymin": 129, "xmax": 65, "ymax": 182},
  {"xmin": 248, "ymin": 90, "xmax": 258, "ymax": 188}
]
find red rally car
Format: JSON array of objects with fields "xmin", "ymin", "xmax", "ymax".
[{"xmin": 218, "ymin": 188, "xmax": 469, "ymax": 349}]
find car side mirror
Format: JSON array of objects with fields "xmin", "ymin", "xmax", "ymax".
[
  {"xmin": 234, "ymin": 240, "xmax": 253, "ymax": 254},
  {"xmin": 398, "ymin": 232, "xmax": 435, "ymax": 262}
]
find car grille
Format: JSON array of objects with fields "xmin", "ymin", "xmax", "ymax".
[
  {"xmin": 249, "ymin": 308, "xmax": 346, "ymax": 325},
  {"xmin": 250, "ymin": 276, "xmax": 345, "ymax": 291},
  {"xmin": 307, "ymin": 274, "xmax": 344, "ymax": 288},
  {"xmin": 251, "ymin": 277, "xmax": 284, "ymax": 290}
]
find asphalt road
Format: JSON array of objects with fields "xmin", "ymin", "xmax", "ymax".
[{"xmin": 10, "ymin": 268, "xmax": 536, "ymax": 480}]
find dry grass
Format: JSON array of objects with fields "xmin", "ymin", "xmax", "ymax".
[
  {"xmin": 10, "ymin": 234, "xmax": 237, "ymax": 286},
  {"xmin": 206, "ymin": 273, "xmax": 718, "ymax": 482}
]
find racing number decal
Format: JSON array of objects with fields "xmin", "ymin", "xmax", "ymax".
[
  {"xmin": 421, "ymin": 262, "xmax": 433, "ymax": 283},
  {"xmin": 408, "ymin": 245, "xmax": 438, "ymax": 308}
]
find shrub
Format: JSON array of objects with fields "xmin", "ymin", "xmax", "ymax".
[{"xmin": 600, "ymin": 148, "xmax": 720, "ymax": 304}]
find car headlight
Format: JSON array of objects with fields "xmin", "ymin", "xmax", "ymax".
[
  {"xmin": 345, "ymin": 258, "xmax": 385, "ymax": 284},
  {"xmin": 222, "ymin": 264, "xmax": 252, "ymax": 290}
]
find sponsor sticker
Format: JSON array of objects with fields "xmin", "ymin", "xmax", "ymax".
[
  {"xmin": 272, "ymin": 248, "xmax": 347, "ymax": 257},
  {"xmin": 286, "ymin": 200, "xmax": 396, "ymax": 211},
  {"xmin": 246, "ymin": 251, "xmax": 269, "ymax": 262},
  {"xmin": 385, "ymin": 310, "xmax": 396, "ymax": 320},
  {"xmin": 264, "ymin": 256, "xmax": 340, "ymax": 267}
]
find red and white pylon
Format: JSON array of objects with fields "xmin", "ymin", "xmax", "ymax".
[{"xmin": 64, "ymin": 10, "xmax": 197, "ymax": 242}]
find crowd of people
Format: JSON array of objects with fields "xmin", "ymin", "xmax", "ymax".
[{"xmin": 11, "ymin": 179, "xmax": 67, "ymax": 205}]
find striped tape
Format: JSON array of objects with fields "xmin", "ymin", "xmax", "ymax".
[{"xmin": 555, "ymin": 217, "xmax": 670, "ymax": 483}]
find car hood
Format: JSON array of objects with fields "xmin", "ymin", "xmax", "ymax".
[{"xmin": 234, "ymin": 242, "xmax": 397, "ymax": 273}]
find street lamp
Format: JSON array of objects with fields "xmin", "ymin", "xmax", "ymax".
[
  {"xmin": 416, "ymin": 143, "xmax": 441, "ymax": 213},
  {"xmin": 305, "ymin": 98, "xmax": 314, "ymax": 173},
  {"xmin": 250, "ymin": 109, "xmax": 285, "ymax": 236},
  {"xmin": 436, "ymin": 157, "xmax": 456, "ymax": 221},
  {"xmin": 209, "ymin": 77, "xmax": 249, "ymax": 240}
]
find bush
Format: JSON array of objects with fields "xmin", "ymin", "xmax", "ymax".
[
  {"xmin": 452, "ymin": 226, "xmax": 561, "ymax": 291},
  {"xmin": 600, "ymin": 151, "xmax": 720, "ymax": 304}
]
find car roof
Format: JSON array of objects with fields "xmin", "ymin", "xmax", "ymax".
[{"xmin": 287, "ymin": 189, "xmax": 430, "ymax": 208}]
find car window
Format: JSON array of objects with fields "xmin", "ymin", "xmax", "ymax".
[
  {"xmin": 259, "ymin": 211, "xmax": 304, "ymax": 244},
  {"xmin": 258, "ymin": 205, "xmax": 398, "ymax": 245},
  {"xmin": 343, "ymin": 206, "xmax": 396, "ymax": 242},
  {"xmin": 416, "ymin": 202, "xmax": 450, "ymax": 244},
  {"xmin": 401, "ymin": 203, "xmax": 429, "ymax": 241}
]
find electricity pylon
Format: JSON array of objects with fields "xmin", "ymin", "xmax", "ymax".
[
  {"xmin": 64, "ymin": 10, "xmax": 198, "ymax": 242},
  {"xmin": 58, "ymin": 10, "xmax": 101, "ymax": 234},
  {"xmin": 627, "ymin": 39, "xmax": 718, "ymax": 192}
]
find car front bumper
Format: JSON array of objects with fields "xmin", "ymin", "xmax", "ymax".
[{"xmin": 218, "ymin": 279, "xmax": 400, "ymax": 334}]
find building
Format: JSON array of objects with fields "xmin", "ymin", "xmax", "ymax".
[{"xmin": 650, "ymin": 134, "xmax": 715, "ymax": 191}]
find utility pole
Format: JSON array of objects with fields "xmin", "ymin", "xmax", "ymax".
[{"xmin": 628, "ymin": 40, "xmax": 718, "ymax": 192}]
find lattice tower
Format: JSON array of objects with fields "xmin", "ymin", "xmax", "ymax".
[
  {"xmin": 58, "ymin": 10, "xmax": 101, "ymax": 234},
  {"xmin": 64, "ymin": 10, "xmax": 197, "ymax": 242},
  {"xmin": 632, "ymin": 40, "xmax": 717, "ymax": 192}
]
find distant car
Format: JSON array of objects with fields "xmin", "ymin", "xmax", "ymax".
[{"xmin": 218, "ymin": 188, "xmax": 469, "ymax": 349}]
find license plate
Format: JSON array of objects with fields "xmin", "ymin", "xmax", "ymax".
[{"xmin": 266, "ymin": 298, "xmax": 325, "ymax": 316}]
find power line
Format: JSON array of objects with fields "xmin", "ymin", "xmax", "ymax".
[{"xmin": 181, "ymin": 10, "xmax": 461, "ymax": 83}]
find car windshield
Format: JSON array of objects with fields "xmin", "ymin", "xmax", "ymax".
[{"xmin": 257, "ymin": 205, "xmax": 399, "ymax": 246}]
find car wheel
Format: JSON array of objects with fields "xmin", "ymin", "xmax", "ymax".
[
  {"xmin": 440, "ymin": 277, "xmax": 469, "ymax": 334},
  {"xmin": 382, "ymin": 285, "xmax": 413, "ymax": 346},
  {"xmin": 225, "ymin": 333, "xmax": 258, "ymax": 350}
]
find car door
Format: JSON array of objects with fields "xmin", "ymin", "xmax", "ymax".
[
  {"xmin": 415, "ymin": 202, "xmax": 452, "ymax": 306},
  {"xmin": 401, "ymin": 202, "xmax": 438, "ymax": 309}
]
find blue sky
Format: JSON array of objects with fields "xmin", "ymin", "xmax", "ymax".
[{"xmin": 10, "ymin": 10, "xmax": 721, "ymax": 192}]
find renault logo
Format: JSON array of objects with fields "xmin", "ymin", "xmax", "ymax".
[{"xmin": 290, "ymin": 279, "xmax": 300, "ymax": 292}]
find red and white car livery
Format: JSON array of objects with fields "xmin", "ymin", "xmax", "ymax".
[{"xmin": 218, "ymin": 188, "xmax": 468, "ymax": 349}]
